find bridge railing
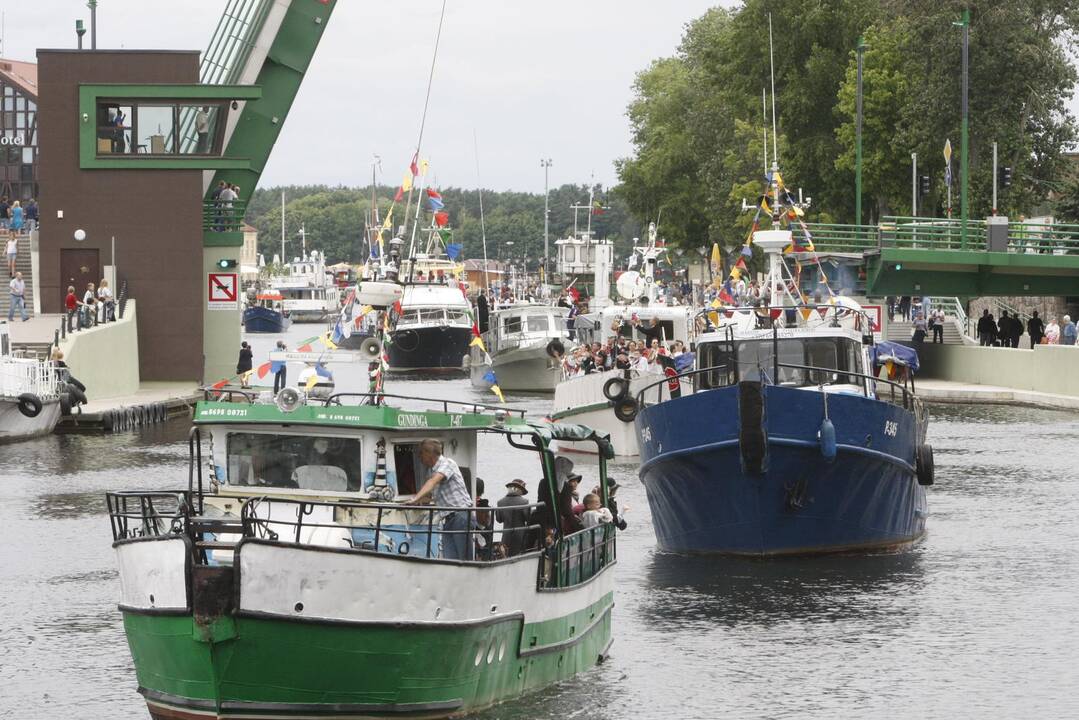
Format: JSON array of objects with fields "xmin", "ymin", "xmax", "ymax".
[
  {"xmin": 802, "ymin": 223, "xmax": 877, "ymax": 252},
  {"xmin": 1007, "ymin": 221, "xmax": 1079, "ymax": 254}
]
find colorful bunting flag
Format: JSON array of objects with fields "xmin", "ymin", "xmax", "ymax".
[
  {"xmin": 409, "ymin": 153, "xmax": 419, "ymax": 177},
  {"xmin": 256, "ymin": 362, "xmax": 272, "ymax": 379},
  {"xmin": 434, "ymin": 211, "xmax": 449, "ymax": 227}
]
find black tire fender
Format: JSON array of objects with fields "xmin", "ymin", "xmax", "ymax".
[
  {"xmin": 66, "ymin": 383, "xmax": 88, "ymax": 406},
  {"xmin": 101, "ymin": 409, "xmax": 114, "ymax": 432},
  {"xmin": 546, "ymin": 339, "xmax": 565, "ymax": 359},
  {"xmin": 17, "ymin": 393, "xmax": 42, "ymax": 419},
  {"xmin": 59, "ymin": 394, "xmax": 73, "ymax": 417},
  {"xmin": 613, "ymin": 396, "xmax": 639, "ymax": 423},
  {"xmin": 602, "ymin": 377, "xmax": 629, "ymax": 402},
  {"xmin": 916, "ymin": 444, "xmax": 935, "ymax": 486},
  {"xmin": 66, "ymin": 374, "xmax": 87, "ymax": 393}
]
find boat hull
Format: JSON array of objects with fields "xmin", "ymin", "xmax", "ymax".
[
  {"xmin": 117, "ymin": 539, "xmax": 614, "ymax": 719},
  {"xmin": 0, "ymin": 397, "xmax": 62, "ymax": 443},
  {"xmin": 636, "ymin": 384, "xmax": 928, "ymax": 555},
  {"xmin": 388, "ymin": 326, "xmax": 472, "ymax": 373},
  {"xmin": 469, "ymin": 344, "xmax": 561, "ymax": 393},
  {"xmin": 243, "ymin": 307, "xmax": 291, "ymax": 334}
]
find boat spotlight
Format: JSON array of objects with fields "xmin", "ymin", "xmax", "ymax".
[
  {"xmin": 493, "ymin": 409, "xmax": 508, "ymax": 426},
  {"xmin": 275, "ymin": 387, "xmax": 303, "ymax": 413}
]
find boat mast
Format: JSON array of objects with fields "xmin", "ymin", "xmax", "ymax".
[
  {"xmin": 402, "ymin": 0, "xmax": 448, "ymax": 247},
  {"xmin": 767, "ymin": 14, "xmax": 783, "ymax": 306},
  {"xmin": 474, "ymin": 129, "xmax": 491, "ymax": 294}
]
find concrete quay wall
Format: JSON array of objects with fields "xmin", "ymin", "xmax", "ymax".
[
  {"xmin": 61, "ymin": 301, "xmax": 140, "ymax": 400},
  {"xmin": 910, "ymin": 342, "xmax": 1079, "ymax": 399}
]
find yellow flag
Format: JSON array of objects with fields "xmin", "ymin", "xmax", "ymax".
[
  {"xmin": 760, "ymin": 197, "xmax": 772, "ymax": 214},
  {"xmin": 470, "ymin": 335, "xmax": 487, "ymax": 353},
  {"xmin": 322, "ymin": 332, "xmax": 337, "ymax": 350},
  {"xmin": 382, "ymin": 208, "xmax": 394, "ymax": 230},
  {"xmin": 800, "ymin": 307, "xmax": 813, "ymax": 321},
  {"xmin": 420, "ymin": 159, "xmax": 430, "ymax": 176},
  {"xmin": 710, "ymin": 243, "xmax": 721, "ymax": 273},
  {"xmin": 707, "ymin": 311, "xmax": 719, "ymax": 326},
  {"xmin": 490, "ymin": 384, "xmax": 505, "ymax": 403},
  {"xmin": 401, "ymin": 172, "xmax": 413, "ymax": 192},
  {"xmin": 305, "ymin": 374, "xmax": 319, "ymax": 390},
  {"xmin": 774, "ymin": 171, "xmax": 784, "ymax": 189}
]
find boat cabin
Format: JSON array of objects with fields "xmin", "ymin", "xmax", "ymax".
[
  {"xmin": 484, "ymin": 304, "xmax": 570, "ymax": 354},
  {"xmin": 395, "ymin": 284, "xmax": 472, "ymax": 330},
  {"xmin": 574, "ymin": 304, "xmax": 696, "ymax": 348}
]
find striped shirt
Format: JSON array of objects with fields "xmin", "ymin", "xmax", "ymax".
[{"xmin": 429, "ymin": 455, "xmax": 472, "ymax": 509}]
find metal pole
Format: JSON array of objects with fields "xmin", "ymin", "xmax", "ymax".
[
  {"xmin": 855, "ymin": 37, "xmax": 865, "ymax": 233},
  {"xmin": 959, "ymin": 8, "xmax": 970, "ymax": 248},
  {"xmin": 87, "ymin": 0, "xmax": 97, "ymax": 50},
  {"xmin": 541, "ymin": 158, "xmax": 552, "ymax": 285},
  {"xmin": 992, "ymin": 140, "xmax": 998, "ymax": 215},
  {"xmin": 911, "ymin": 153, "xmax": 918, "ymax": 216},
  {"xmin": 280, "ymin": 190, "xmax": 285, "ymax": 264}
]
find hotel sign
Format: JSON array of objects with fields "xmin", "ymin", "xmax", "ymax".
[{"xmin": 0, "ymin": 135, "xmax": 25, "ymax": 146}]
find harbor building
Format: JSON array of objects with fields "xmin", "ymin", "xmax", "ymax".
[{"xmin": 0, "ymin": 58, "xmax": 40, "ymax": 202}]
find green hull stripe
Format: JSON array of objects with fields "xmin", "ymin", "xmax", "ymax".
[{"xmin": 122, "ymin": 593, "xmax": 613, "ymax": 717}]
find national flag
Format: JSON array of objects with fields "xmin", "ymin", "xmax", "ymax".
[
  {"xmin": 434, "ymin": 211, "xmax": 449, "ymax": 227},
  {"xmin": 256, "ymin": 361, "xmax": 272, "ymax": 379}
]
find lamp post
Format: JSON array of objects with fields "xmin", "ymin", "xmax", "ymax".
[
  {"xmin": 954, "ymin": 8, "xmax": 970, "ymax": 248},
  {"xmin": 855, "ymin": 36, "xmax": 866, "ymax": 234},
  {"xmin": 540, "ymin": 158, "xmax": 552, "ymax": 281},
  {"xmin": 87, "ymin": 0, "xmax": 97, "ymax": 50}
]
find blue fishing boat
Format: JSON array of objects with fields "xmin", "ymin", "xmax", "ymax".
[
  {"xmin": 243, "ymin": 292, "xmax": 292, "ymax": 333},
  {"xmin": 632, "ymin": 174, "xmax": 933, "ymax": 556}
]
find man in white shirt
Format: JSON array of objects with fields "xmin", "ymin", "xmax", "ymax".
[{"xmin": 8, "ymin": 271, "xmax": 27, "ymax": 321}]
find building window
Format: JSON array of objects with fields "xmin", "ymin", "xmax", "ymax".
[{"xmin": 96, "ymin": 100, "xmax": 225, "ymax": 156}]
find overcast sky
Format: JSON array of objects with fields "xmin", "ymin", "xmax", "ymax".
[{"xmin": 2, "ymin": 1, "xmax": 726, "ymax": 193}]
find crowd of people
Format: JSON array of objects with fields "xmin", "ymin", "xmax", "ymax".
[
  {"xmin": 976, "ymin": 309, "xmax": 1077, "ymax": 348},
  {"xmin": 63, "ymin": 280, "xmax": 116, "ymax": 331}
]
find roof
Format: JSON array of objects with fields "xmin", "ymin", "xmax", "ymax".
[
  {"xmin": 241, "ymin": 223, "xmax": 258, "ymax": 233},
  {"xmin": 0, "ymin": 58, "xmax": 37, "ymax": 99},
  {"xmin": 463, "ymin": 259, "xmax": 505, "ymax": 271}
]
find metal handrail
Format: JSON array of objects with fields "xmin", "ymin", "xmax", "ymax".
[
  {"xmin": 239, "ymin": 496, "xmax": 548, "ymax": 562},
  {"xmin": 203, "ymin": 199, "xmax": 248, "ymax": 232},
  {"xmin": 320, "ymin": 392, "xmax": 527, "ymax": 417},
  {"xmin": 106, "ymin": 489, "xmax": 192, "ymax": 541}
]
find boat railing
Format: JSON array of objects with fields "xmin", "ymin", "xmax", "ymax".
[
  {"xmin": 239, "ymin": 496, "xmax": 547, "ymax": 562},
  {"xmin": 544, "ymin": 522, "xmax": 617, "ymax": 589},
  {"xmin": 636, "ymin": 360, "xmax": 916, "ymax": 411},
  {"xmin": 320, "ymin": 392, "xmax": 528, "ymax": 417},
  {"xmin": 0, "ymin": 357, "xmax": 64, "ymax": 399},
  {"xmin": 106, "ymin": 489, "xmax": 193, "ymax": 541},
  {"xmin": 200, "ymin": 387, "xmax": 259, "ymax": 403},
  {"xmin": 695, "ymin": 302, "xmax": 875, "ymax": 332}
]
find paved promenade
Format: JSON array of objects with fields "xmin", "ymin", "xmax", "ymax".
[{"xmin": 916, "ymin": 378, "xmax": 1079, "ymax": 411}]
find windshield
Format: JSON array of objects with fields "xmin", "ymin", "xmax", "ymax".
[
  {"xmin": 699, "ymin": 337, "xmax": 863, "ymax": 388},
  {"xmin": 226, "ymin": 433, "xmax": 364, "ymax": 492}
]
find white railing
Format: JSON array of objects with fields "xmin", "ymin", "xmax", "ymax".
[{"xmin": 0, "ymin": 358, "xmax": 63, "ymax": 400}]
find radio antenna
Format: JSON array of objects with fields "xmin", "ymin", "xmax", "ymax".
[{"xmin": 768, "ymin": 13, "xmax": 779, "ymax": 167}]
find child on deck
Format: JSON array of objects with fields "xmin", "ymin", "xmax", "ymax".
[{"xmin": 580, "ymin": 493, "xmax": 612, "ymax": 528}]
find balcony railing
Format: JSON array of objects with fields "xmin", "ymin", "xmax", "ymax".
[{"xmin": 203, "ymin": 198, "xmax": 247, "ymax": 233}]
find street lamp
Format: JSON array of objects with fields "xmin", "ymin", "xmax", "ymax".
[
  {"xmin": 855, "ymin": 36, "xmax": 867, "ymax": 233},
  {"xmin": 953, "ymin": 9, "xmax": 970, "ymax": 247},
  {"xmin": 540, "ymin": 158, "xmax": 552, "ymax": 281}
]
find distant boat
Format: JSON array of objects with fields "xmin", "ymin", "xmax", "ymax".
[
  {"xmin": 0, "ymin": 321, "xmax": 80, "ymax": 441},
  {"xmin": 469, "ymin": 303, "xmax": 572, "ymax": 392},
  {"xmin": 243, "ymin": 292, "xmax": 291, "ymax": 333},
  {"xmin": 275, "ymin": 250, "xmax": 341, "ymax": 323}
]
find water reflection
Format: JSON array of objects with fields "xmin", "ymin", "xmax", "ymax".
[{"xmin": 642, "ymin": 549, "xmax": 924, "ymax": 630}]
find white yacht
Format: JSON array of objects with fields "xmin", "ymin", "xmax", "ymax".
[
  {"xmin": 551, "ymin": 224, "xmax": 697, "ymax": 456},
  {"xmin": 0, "ymin": 322, "xmax": 69, "ymax": 442},
  {"xmin": 468, "ymin": 303, "xmax": 571, "ymax": 392},
  {"xmin": 275, "ymin": 250, "xmax": 341, "ymax": 323}
]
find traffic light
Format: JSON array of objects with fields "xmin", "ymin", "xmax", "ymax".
[
  {"xmin": 919, "ymin": 175, "xmax": 930, "ymax": 196},
  {"xmin": 216, "ymin": 258, "xmax": 238, "ymax": 269},
  {"xmin": 999, "ymin": 166, "xmax": 1013, "ymax": 189}
]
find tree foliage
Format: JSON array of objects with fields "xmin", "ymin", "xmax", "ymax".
[
  {"xmin": 618, "ymin": 0, "xmax": 1079, "ymax": 244},
  {"xmin": 246, "ymin": 184, "xmax": 641, "ymax": 266}
]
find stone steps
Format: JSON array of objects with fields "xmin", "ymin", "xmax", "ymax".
[{"xmin": 2, "ymin": 233, "xmax": 35, "ymax": 320}]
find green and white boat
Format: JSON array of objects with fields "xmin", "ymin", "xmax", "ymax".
[{"xmin": 107, "ymin": 389, "xmax": 616, "ymax": 719}]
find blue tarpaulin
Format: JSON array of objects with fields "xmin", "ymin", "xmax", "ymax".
[{"xmin": 870, "ymin": 341, "xmax": 920, "ymax": 373}]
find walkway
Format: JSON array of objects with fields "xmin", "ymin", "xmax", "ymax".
[{"xmin": 916, "ymin": 379, "xmax": 1079, "ymax": 412}]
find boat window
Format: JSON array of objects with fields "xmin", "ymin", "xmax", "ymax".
[
  {"xmin": 392, "ymin": 443, "xmax": 421, "ymax": 495},
  {"xmin": 447, "ymin": 310, "xmax": 470, "ymax": 324},
  {"xmin": 734, "ymin": 338, "xmax": 863, "ymax": 387},
  {"xmin": 526, "ymin": 315, "xmax": 549, "ymax": 332},
  {"xmin": 226, "ymin": 434, "xmax": 363, "ymax": 492},
  {"xmin": 698, "ymin": 341, "xmax": 735, "ymax": 389},
  {"xmin": 504, "ymin": 316, "xmax": 523, "ymax": 334},
  {"xmin": 418, "ymin": 309, "xmax": 446, "ymax": 323}
]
